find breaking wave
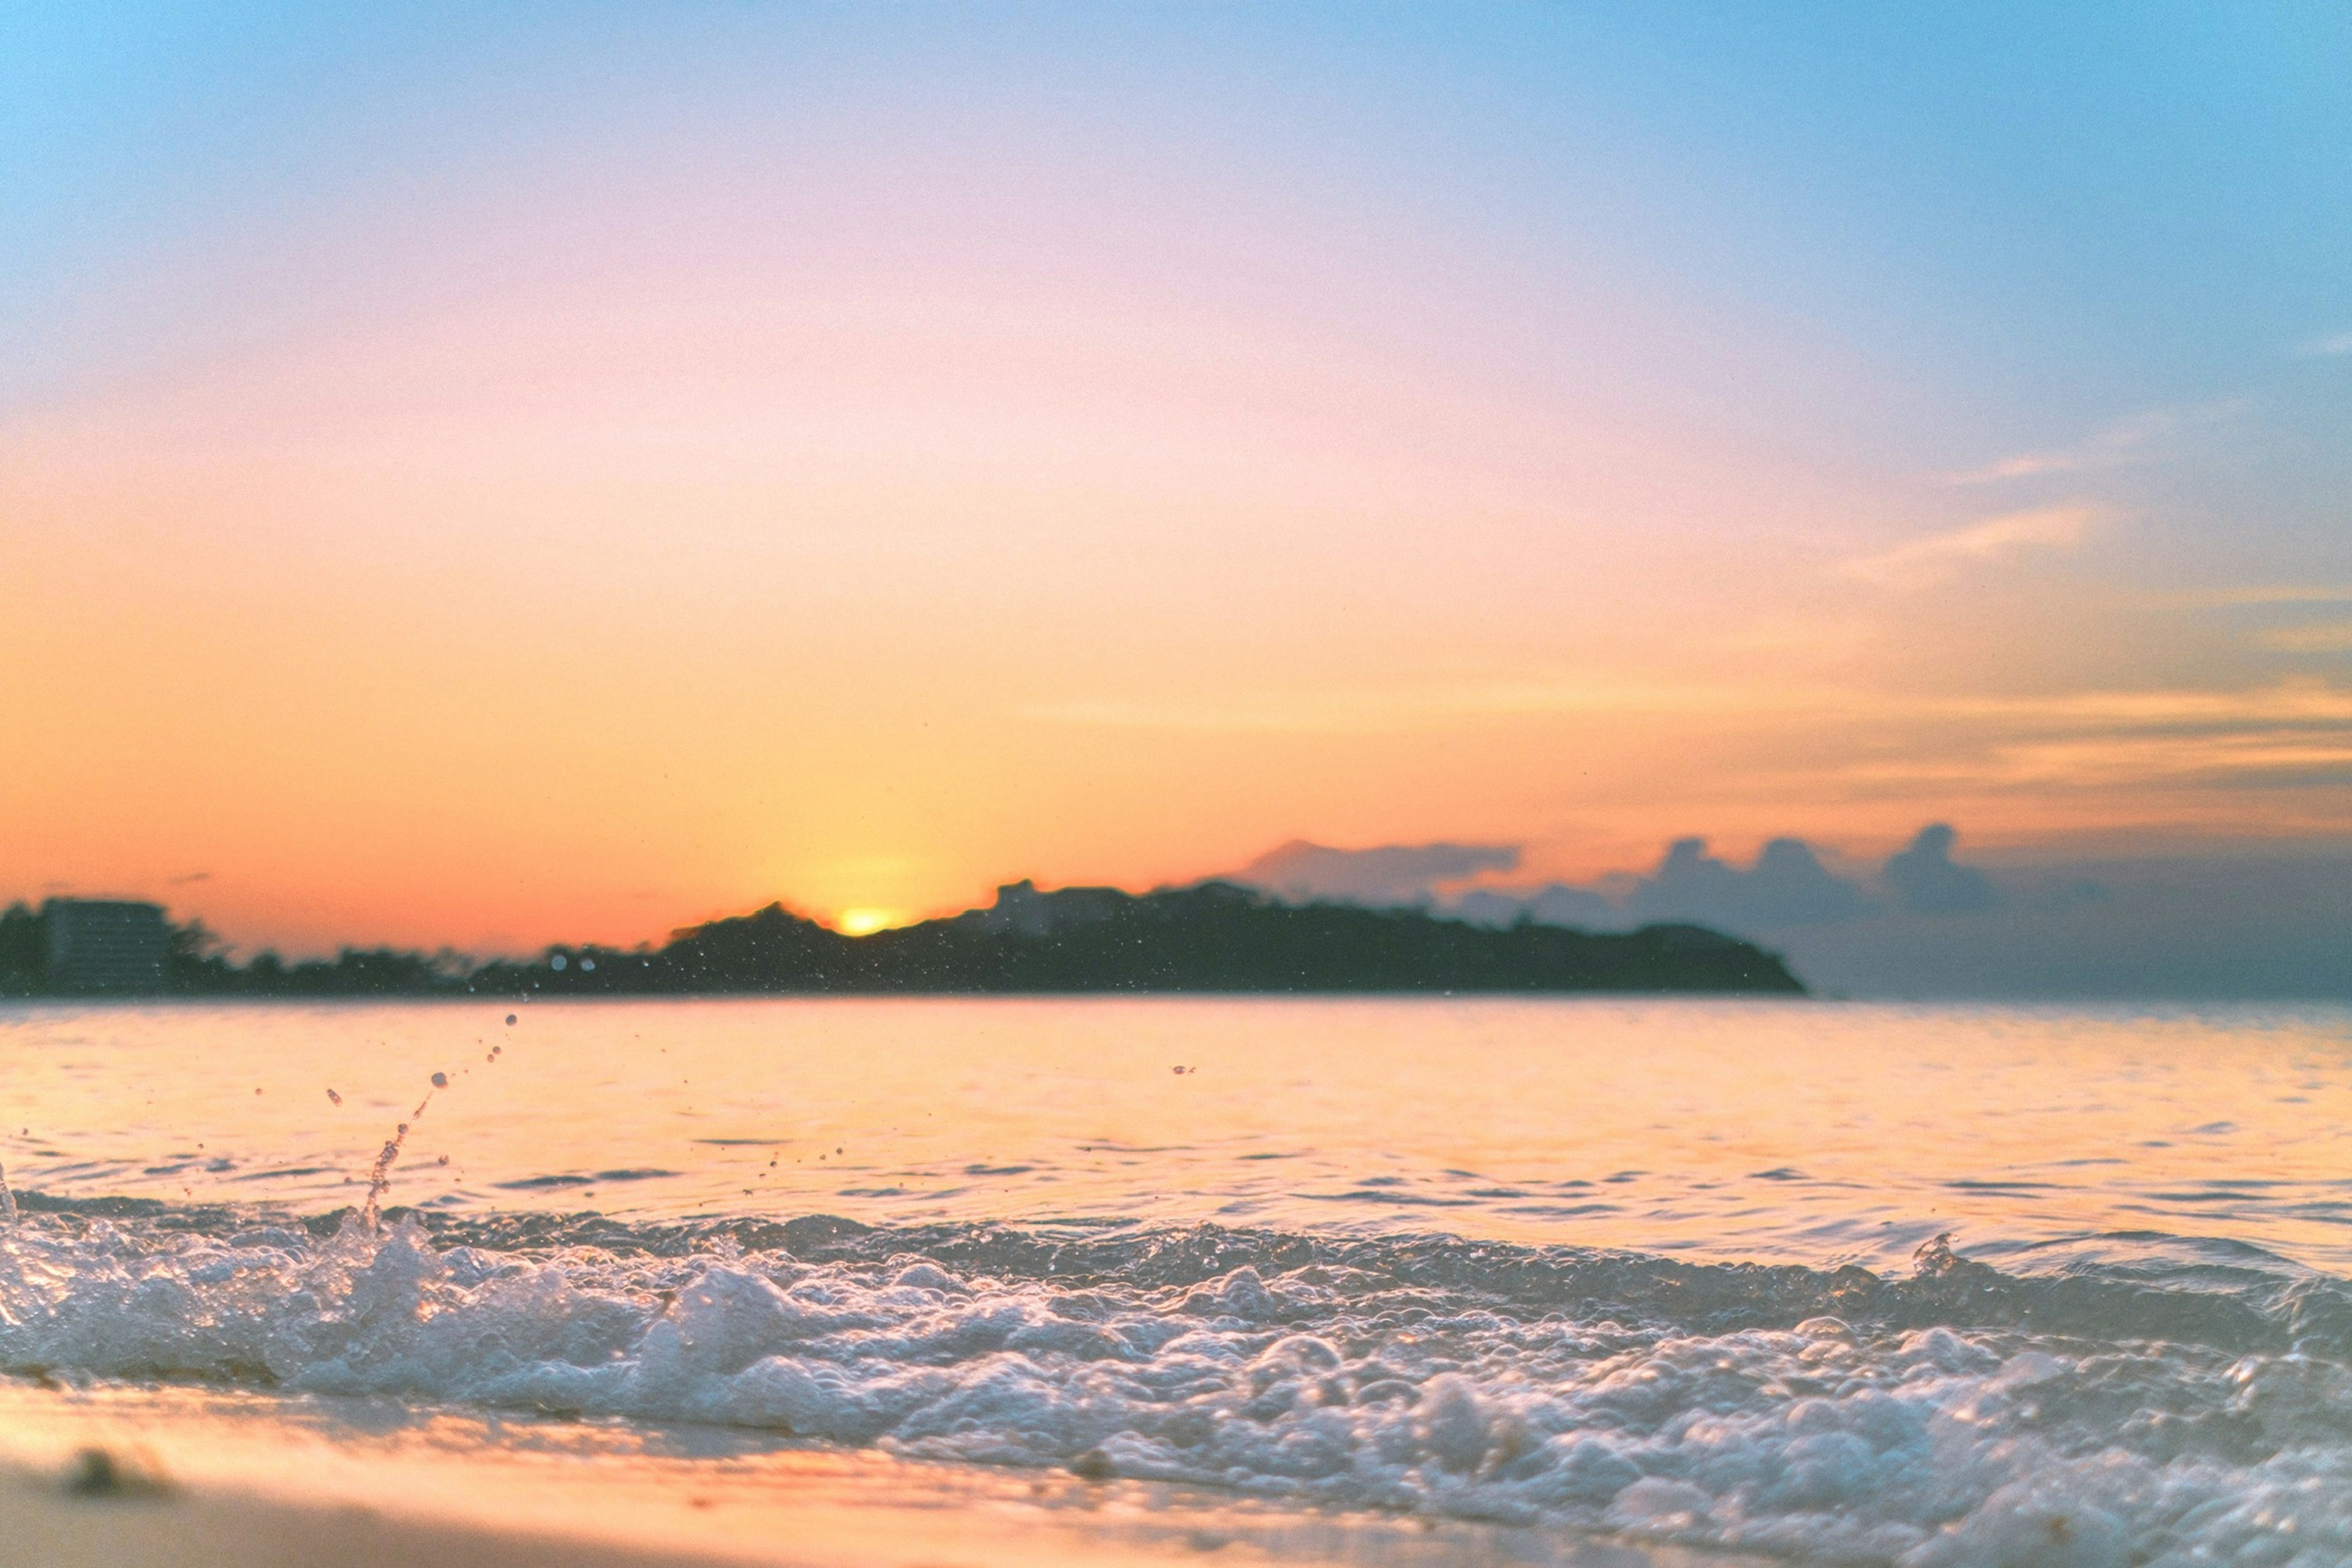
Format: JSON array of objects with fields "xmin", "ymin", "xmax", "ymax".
[{"xmin": 5, "ymin": 1197, "xmax": 2351, "ymax": 1564}]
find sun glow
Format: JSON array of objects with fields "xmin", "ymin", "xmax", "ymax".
[{"xmin": 835, "ymin": 908, "xmax": 902, "ymax": 937}]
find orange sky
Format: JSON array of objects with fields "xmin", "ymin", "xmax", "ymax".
[{"xmin": 6, "ymin": 8, "xmax": 2348, "ymax": 954}]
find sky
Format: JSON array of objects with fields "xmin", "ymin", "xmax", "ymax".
[{"xmin": 4, "ymin": 2, "xmax": 2349, "ymax": 963}]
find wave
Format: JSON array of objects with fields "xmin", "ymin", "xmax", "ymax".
[{"xmin": 5, "ymin": 1196, "xmax": 2351, "ymax": 1564}]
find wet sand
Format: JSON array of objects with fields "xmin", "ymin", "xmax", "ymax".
[
  {"xmin": 2, "ymin": 1477, "xmax": 754, "ymax": 1568},
  {"xmin": 0, "ymin": 1381, "xmax": 1762, "ymax": 1568}
]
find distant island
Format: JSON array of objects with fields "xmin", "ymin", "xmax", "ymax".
[{"xmin": 1, "ymin": 881, "xmax": 1803, "ymax": 997}]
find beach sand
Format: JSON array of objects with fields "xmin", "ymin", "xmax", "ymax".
[{"xmin": 0, "ymin": 1381, "xmax": 1765, "ymax": 1568}]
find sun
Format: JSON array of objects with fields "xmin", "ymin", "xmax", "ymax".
[{"xmin": 835, "ymin": 908, "xmax": 901, "ymax": 937}]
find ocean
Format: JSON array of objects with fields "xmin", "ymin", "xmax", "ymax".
[{"xmin": 2, "ymin": 997, "xmax": 2349, "ymax": 1564}]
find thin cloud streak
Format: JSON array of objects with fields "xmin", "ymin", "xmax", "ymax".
[
  {"xmin": 2259, "ymin": 622, "xmax": 2352, "ymax": 654},
  {"xmin": 2150, "ymin": 585, "xmax": 2352, "ymax": 609},
  {"xmin": 1943, "ymin": 400, "xmax": 2246, "ymax": 486},
  {"xmin": 1023, "ymin": 677, "xmax": 2352, "ymax": 735},
  {"xmin": 1839, "ymin": 505, "xmax": 2103, "ymax": 588}
]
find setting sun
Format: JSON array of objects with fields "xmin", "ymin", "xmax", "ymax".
[{"xmin": 834, "ymin": 908, "xmax": 902, "ymax": 938}]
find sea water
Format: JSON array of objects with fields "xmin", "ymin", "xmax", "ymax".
[{"xmin": 2, "ymin": 997, "xmax": 2349, "ymax": 1563}]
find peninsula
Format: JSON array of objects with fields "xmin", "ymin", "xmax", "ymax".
[{"xmin": 2, "ymin": 880, "xmax": 1803, "ymax": 997}]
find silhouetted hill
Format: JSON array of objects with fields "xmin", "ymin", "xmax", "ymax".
[
  {"xmin": 480, "ymin": 880, "xmax": 1803, "ymax": 995},
  {"xmin": 3, "ymin": 882, "xmax": 1803, "ymax": 997}
]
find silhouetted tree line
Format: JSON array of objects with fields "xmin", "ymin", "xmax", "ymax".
[
  {"xmin": 4, "ymin": 884, "xmax": 1802, "ymax": 998},
  {"xmin": 0, "ymin": 902, "xmax": 472, "ymax": 998},
  {"xmin": 0, "ymin": 903, "xmax": 45, "ymax": 994}
]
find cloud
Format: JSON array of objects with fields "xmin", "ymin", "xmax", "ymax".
[
  {"xmin": 1883, "ymin": 824, "xmax": 1999, "ymax": 915},
  {"xmin": 1250, "ymin": 835, "xmax": 1873, "ymax": 934},
  {"xmin": 1523, "ymin": 884, "xmax": 1619, "ymax": 927},
  {"xmin": 2295, "ymin": 331, "xmax": 2352, "ymax": 359},
  {"xmin": 2257, "ymin": 621, "xmax": 2352, "ymax": 655},
  {"xmin": 2018, "ymin": 876, "xmax": 2108, "ymax": 914},
  {"xmin": 1223, "ymin": 839, "xmax": 1520, "ymax": 905},
  {"xmin": 1769, "ymin": 845, "xmax": 2352, "ymax": 1000},
  {"xmin": 1621, "ymin": 837, "xmax": 1874, "ymax": 931},
  {"xmin": 1947, "ymin": 401, "xmax": 2245, "ymax": 485},
  {"xmin": 1018, "ymin": 679, "xmax": 1763, "ymax": 734},
  {"xmin": 1453, "ymin": 884, "xmax": 1619, "ymax": 930},
  {"xmin": 2160, "ymin": 586, "xmax": 2352, "ymax": 609},
  {"xmin": 1842, "ymin": 505, "xmax": 2101, "ymax": 588}
]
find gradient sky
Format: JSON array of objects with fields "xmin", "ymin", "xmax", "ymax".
[{"xmin": 5, "ymin": 3, "xmax": 2350, "ymax": 953}]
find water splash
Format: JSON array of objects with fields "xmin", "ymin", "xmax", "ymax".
[
  {"xmin": 0, "ymin": 1156, "xmax": 15, "ymax": 1225},
  {"xmin": 358, "ymin": 1077, "xmax": 444, "ymax": 1229}
]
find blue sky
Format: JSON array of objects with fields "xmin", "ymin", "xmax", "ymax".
[{"xmin": 13, "ymin": 4, "xmax": 2350, "ymax": 401}]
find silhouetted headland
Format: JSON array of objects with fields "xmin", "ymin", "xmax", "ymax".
[{"xmin": 1, "ymin": 881, "xmax": 1803, "ymax": 997}]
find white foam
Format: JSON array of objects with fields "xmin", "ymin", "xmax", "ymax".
[{"xmin": 4, "ymin": 1212, "xmax": 2350, "ymax": 1565}]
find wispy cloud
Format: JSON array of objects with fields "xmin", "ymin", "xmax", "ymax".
[
  {"xmin": 1842, "ymin": 505, "xmax": 2102, "ymax": 588},
  {"xmin": 2156, "ymin": 585, "xmax": 2352, "ymax": 609},
  {"xmin": 2294, "ymin": 331, "xmax": 2352, "ymax": 359},
  {"xmin": 1223, "ymin": 840, "xmax": 1521, "ymax": 905},
  {"xmin": 2258, "ymin": 622, "xmax": 2352, "ymax": 655},
  {"xmin": 1947, "ymin": 680, "xmax": 2352, "ymax": 729},
  {"xmin": 1023, "ymin": 671, "xmax": 2352, "ymax": 776},
  {"xmin": 1016, "ymin": 679, "xmax": 1768, "ymax": 734},
  {"xmin": 1947, "ymin": 401, "xmax": 2245, "ymax": 486}
]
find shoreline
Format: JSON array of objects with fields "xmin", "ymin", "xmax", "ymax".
[
  {"xmin": 0, "ymin": 1381, "xmax": 1773, "ymax": 1568},
  {"xmin": 0, "ymin": 985, "xmax": 1812, "ymax": 1004}
]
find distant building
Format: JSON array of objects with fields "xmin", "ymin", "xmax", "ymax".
[
  {"xmin": 43, "ymin": 899, "xmax": 168, "ymax": 993},
  {"xmin": 963, "ymin": 880, "xmax": 1126, "ymax": 938}
]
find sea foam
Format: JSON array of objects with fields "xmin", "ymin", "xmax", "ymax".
[{"xmin": 3, "ymin": 1201, "xmax": 2348, "ymax": 1566}]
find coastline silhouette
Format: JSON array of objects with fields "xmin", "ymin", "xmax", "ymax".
[{"xmin": 1, "ymin": 880, "xmax": 1802, "ymax": 997}]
